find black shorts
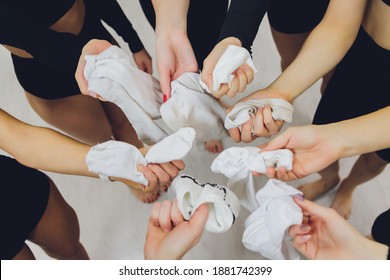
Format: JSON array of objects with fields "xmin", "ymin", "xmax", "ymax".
[
  {"xmin": 268, "ymin": 0, "xmax": 329, "ymax": 34},
  {"xmin": 11, "ymin": 0, "xmax": 113, "ymax": 100},
  {"xmin": 313, "ymin": 27, "xmax": 390, "ymax": 162},
  {"xmin": 139, "ymin": 0, "xmax": 229, "ymax": 69},
  {"xmin": 0, "ymin": 156, "xmax": 50, "ymax": 260},
  {"xmin": 371, "ymin": 208, "xmax": 390, "ymax": 246}
]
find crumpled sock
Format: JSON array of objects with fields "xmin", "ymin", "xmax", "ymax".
[
  {"xmin": 86, "ymin": 128, "xmax": 196, "ymax": 186},
  {"xmin": 169, "ymin": 174, "xmax": 241, "ymax": 233},
  {"xmin": 199, "ymin": 45, "xmax": 257, "ymax": 93},
  {"xmin": 160, "ymin": 72, "xmax": 227, "ymax": 143},
  {"xmin": 225, "ymin": 99, "xmax": 294, "ymax": 131},
  {"xmin": 84, "ymin": 45, "xmax": 167, "ymax": 145},
  {"xmin": 211, "ymin": 147, "xmax": 293, "ymax": 211},
  {"xmin": 242, "ymin": 179, "xmax": 303, "ymax": 260}
]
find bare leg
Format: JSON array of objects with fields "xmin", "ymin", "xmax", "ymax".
[
  {"xmin": 28, "ymin": 178, "xmax": 89, "ymax": 260},
  {"xmin": 331, "ymin": 153, "xmax": 388, "ymax": 219},
  {"xmin": 101, "ymin": 103, "xmax": 160, "ymax": 203},
  {"xmin": 25, "ymin": 92, "xmax": 112, "ymax": 145},
  {"xmin": 13, "ymin": 244, "xmax": 36, "ymax": 260},
  {"xmin": 298, "ymin": 161, "xmax": 341, "ymax": 200},
  {"xmin": 270, "ymin": 27, "xmax": 334, "ymax": 94}
]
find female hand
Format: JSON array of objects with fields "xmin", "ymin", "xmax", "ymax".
[{"xmin": 144, "ymin": 199, "xmax": 208, "ymax": 260}]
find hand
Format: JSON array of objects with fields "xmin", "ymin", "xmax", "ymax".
[
  {"xmin": 256, "ymin": 125, "xmax": 342, "ymax": 181},
  {"xmin": 75, "ymin": 39, "xmax": 112, "ymax": 98},
  {"xmin": 156, "ymin": 30, "xmax": 198, "ymax": 99},
  {"xmin": 133, "ymin": 48, "xmax": 153, "ymax": 74},
  {"xmin": 201, "ymin": 37, "xmax": 255, "ymax": 98},
  {"xmin": 289, "ymin": 196, "xmax": 389, "ymax": 259},
  {"xmin": 144, "ymin": 199, "xmax": 208, "ymax": 260},
  {"xmin": 227, "ymin": 88, "xmax": 288, "ymax": 143}
]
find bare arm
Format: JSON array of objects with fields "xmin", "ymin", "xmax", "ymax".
[{"xmin": 268, "ymin": 0, "xmax": 368, "ymax": 102}]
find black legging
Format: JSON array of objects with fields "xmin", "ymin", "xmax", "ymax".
[{"xmin": 139, "ymin": 0, "xmax": 229, "ymax": 69}]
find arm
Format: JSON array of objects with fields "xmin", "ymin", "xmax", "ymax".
[
  {"xmin": 260, "ymin": 106, "xmax": 390, "ymax": 181},
  {"xmin": 0, "ymin": 3, "xmax": 89, "ymax": 75},
  {"xmin": 266, "ymin": 0, "xmax": 368, "ymax": 102},
  {"xmin": 152, "ymin": 0, "xmax": 198, "ymax": 98}
]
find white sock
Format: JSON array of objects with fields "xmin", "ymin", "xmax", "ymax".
[
  {"xmin": 86, "ymin": 128, "xmax": 196, "ymax": 186},
  {"xmin": 84, "ymin": 46, "xmax": 167, "ymax": 145},
  {"xmin": 160, "ymin": 72, "xmax": 227, "ymax": 143},
  {"xmin": 225, "ymin": 99, "xmax": 294, "ymax": 130},
  {"xmin": 199, "ymin": 45, "xmax": 257, "ymax": 93},
  {"xmin": 211, "ymin": 147, "xmax": 293, "ymax": 211},
  {"xmin": 169, "ymin": 174, "xmax": 241, "ymax": 233},
  {"xmin": 242, "ymin": 179, "xmax": 302, "ymax": 260}
]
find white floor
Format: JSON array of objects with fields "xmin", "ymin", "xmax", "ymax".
[{"xmin": 1, "ymin": 1, "xmax": 389, "ymax": 260}]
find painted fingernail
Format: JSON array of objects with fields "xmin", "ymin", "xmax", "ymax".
[
  {"xmin": 294, "ymin": 194, "xmax": 304, "ymax": 201},
  {"xmin": 163, "ymin": 94, "xmax": 167, "ymax": 103}
]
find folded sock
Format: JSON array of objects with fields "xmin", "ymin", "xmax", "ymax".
[
  {"xmin": 199, "ymin": 45, "xmax": 257, "ymax": 93},
  {"xmin": 242, "ymin": 179, "xmax": 303, "ymax": 260},
  {"xmin": 225, "ymin": 99, "xmax": 294, "ymax": 131},
  {"xmin": 160, "ymin": 72, "xmax": 227, "ymax": 142},
  {"xmin": 84, "ymin": 45, "xmax": 167, "ymax": 145},
  {"xmin": 86, "ymin": 128, "xmax": 196, "ymax": 186},
  {"xmin": 211, "ymin": 147, "xmax": 293, "ymax": 211},
  {"xmin": 169, "ymin": 174, "xmax": 241, "ymax": 233}
]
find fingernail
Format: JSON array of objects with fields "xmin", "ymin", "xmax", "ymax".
[
  {"xmin": 300, "ymin": 224, "xmax": 311, "ymax": 232},
  {"xmin": 294, "ymin": 194, "xmax": 304, "ymax": 201},
  {"xmin": 302, "ymin": 234, "xmax": 311, "ymax": 241},
  {"xmin": 163, "ymin": 94, "xmax": 167, "ymax": 103}
]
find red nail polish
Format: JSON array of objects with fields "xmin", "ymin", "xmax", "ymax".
[{"xmin": 163, "ymin": 94, "xmax": 167, "ymax": 103}]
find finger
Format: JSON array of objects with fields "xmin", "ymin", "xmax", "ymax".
[
  {"xmin": 171, "ymin": 160, "xmax": 185, "ymax": 170},
  {"xmin": 213, "ymin": 83, "xmax": 230, "ymax": 99},
  {"xmin": 292, "ymin": 234, "xmax": 312, "ymax": 252},
  {"xmin": 229, "ymin": 127, "xmax": 241, "ymax": 143},
  {"xmin": 241, "ymin": 115, "xmax": 255, "ymax": 143},
  {"xmin": 188, "ymin": 204, "xmax": 209, "ymax": 236},
  {"xmin": 171, "ymin": 198, "xmax": 184, "ymax": 226},
  {"xmin": 159, "ymin": 71, "xmax": 172, "ymax": 99},
  {"xmin": 265, "ymin": 167, "xmax": 277, "ymax": 179},
  {"xmin": 200, "ymin": 67, "xmax": 214, "ymax": 93},
  {"xmin": 235, "ymin": 68, "xmax": 248, "ymax": 93},
  {"xmin": 262, "ymin": 105, "xmax": 279, "ymax": 136},
  {"xmin": 75, "ymin": 59, "xmax": 89, "ymax": 95},
  {"xmin": 225, "ymin": 77, "xmax": 239, "ymax": 98},
  {"xmin": 288, "ymin": 224, "xmax": 311, "ymax": 237},
  {"xmin": 253, "ymin": 108, "xmax": 271, "ymax": 138},
  {"xmin": 293, "ymin": 196, "xmax": 336, "ymax": 221},
  {"xmin": 148, "ymin": 164, "xmax": 170, "ymax": 187},
  {"xmin": 150, "ymin": 202, "xmax": 162, "ymax": 227},
  {"xmin": 159, "ymin": 200, "xmax": 173, "ymax": 232},
  {"xmin": 215, "ymin": 141, "xmax": 223, "ymax": 153},
  {"xmin": 146, "ymin": 61, "xmax": 153, "ymax": 74},
  {"xmin": 137, "ymin": 165, "xmax": 158, "ymax": 192},
  {"xmin": 275, "ymin": 166, "xmax": 288, "ymax": 179},
  {"xmin": 241, "ymin": 64, "xmax": 255, "ymax": 84},
  {"xmin": 261, "ymin": 128, "xmax": 293, "ymax": 152},
  {"xmin": 159, "ymin": 162, "xmax": 179, "ymax": 180}
]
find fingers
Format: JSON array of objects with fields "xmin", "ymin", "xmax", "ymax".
[
  {"xmin": 171, "ymin": 160, "xmax": 185, "ymax": 170},
  {"xmin": 188, "ymin": 204, "xmax": 209, "ymax": 237},
  {"xmin": 159, "ymin": 162, "xmax": 179, "ymax": 181},
  {"xmin": 229, "ymin": 127, "xmax": 242, "ymax": 143},
  {"xmin": 236, "ymin": 67, "xmax": 248, "ymax": 93},
  {"xmin": 145, "ymin": 61, "xmax": 153, "ymax": 74},
  {"xmin": 293, "ymin": 196, "xmax": 337, "ymax": 221},
  {"xmin": 241, "ymin": 64, "xmax": 254, "ymax": 84},
  {"xmin": 148, "ymin": 164, "xmax": 171, "ymax": 187},
  {"xmin": 262, "ymin": 127, "xmax": 293, "ymax": 152},
  {"xmin": 150, "ymin": 202, "xmax": 162, "ymax": 227},
  {"xmin": 262, "ymin": 105, "xmax": 283, "ymax": 136},
  {"xmin": 171, "ymin": 199, "xmax": 184, "ymax": 226},
  {"xmin": 159, "ymin": 200, "xmax": 174, "ymax": 232},
  {"xmin": 288, "ymin": 224, "xmax": 311, "ymax": 238},
  {"xmin": 240, "ymin": 115, "xmax": 255, "ymax": 143},
  {"xmin": 159, "ymin": 71, "xmax": 172, "ymax": 99},
  {"xmin": 138, "ymin": 165, "xmax": 158, "ymax": 192}
]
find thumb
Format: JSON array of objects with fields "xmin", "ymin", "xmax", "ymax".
[
  {"xmin": 159, "ymin": 71, "xmax": 172, "ymax": 99},
  {"xmin": 189, "ymin": 204, "xmax": 209, "ymax": 236},
  {"xmin": 262, "ymin": 129, "xmax": 292, "ymax": 152},
  {"xmin": 293, "ymin": 196, "xmax": 333, "ymax": 221}
]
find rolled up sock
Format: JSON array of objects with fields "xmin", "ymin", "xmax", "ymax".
[
  {"xmin": 225, "ymin": 99, "xmax": 294, "ymax": 131},
  {"xmin": 86, "ymin": 128, "xmax": 196, "ymax": 186},
  {"xmin": 242, "ymin": 179, "xmax": 303, "ymax": 260},
  {"xmin": 145, "ymin": 127, "xmax": 196, "ymax": 163},
  {"xmin": 170, "ymin": 174, "xmax": 241, "ymax": 233},
  {"xmin": 85, "ymin": 140, "xmax": 148, "ymax": 185},
  {"xmin": 84, "ymin": 46, "xmax": 167, "ymax": 145},
  {"xmin": 199, "ymin": 45, "xmax": 257, "ymax": 93},
  {"xmin": 160, "ymin": 72, "xmax": 227, "ymax": 142},
  {"xmin": 211, "ymin": 147, "xmax": 293, "ymax": 211}
]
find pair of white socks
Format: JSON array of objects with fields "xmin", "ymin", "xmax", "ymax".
[
  {"xmin": 86, "ymin": 127, "xmax": 195, "ymax": 186},
  {"xmin": 211, "ymin": 146, "xmax": 293, "ymax": 212},
  {"xmin": 242, "ymin": 179, "xmax": 303, "ymax": 260},
  {"xmin": 169, "ymin": 174, "xmax": 241, "ymax": 233},
  {"xmin": 199, "ymin": 45, "xmax": 258, "ymax": 93},
  {"xmin": 160, "ymin": 72, "xmax": 227, "ymax": 143},
  {"xmin": 225, "ymin": 99, "xmax": 294, "ymax": 131},
  {"xmin": 84, "ymin": 46, "xmax": 167, "ymax": 145}
]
